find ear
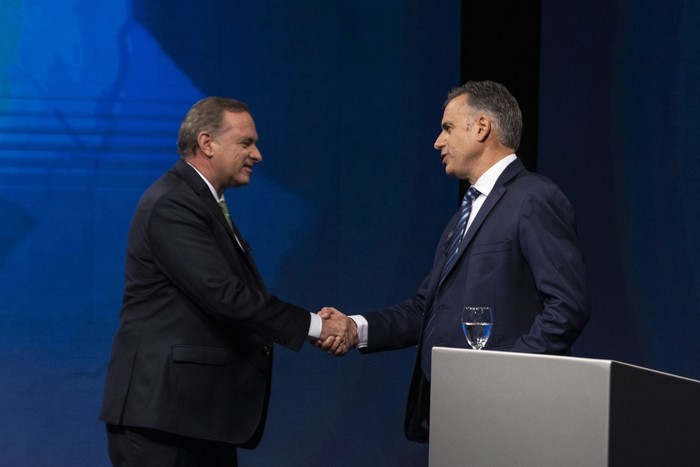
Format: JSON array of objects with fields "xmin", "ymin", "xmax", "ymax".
[
  {"xmin": 196, "ymin": 131, "xmax": 215, "ymax": 157},
  {"xmin": 475, "ymin": 116, "xmax": 492, "ymax": 143}
]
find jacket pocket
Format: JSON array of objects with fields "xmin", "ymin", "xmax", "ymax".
[
  {"xmin": 471, "ymin": 240, "xmax": 511, "ymax": 256},
  {"xmin": 172, "ymin": 345, "xmax": 228, "ymax": 366}
]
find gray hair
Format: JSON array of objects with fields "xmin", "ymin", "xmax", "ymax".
[
  {"xmin": 177, "ymin": 97, "xmax": 250, "ymax": 158},
  {"xmin": 445, "ymin": 81, "xmax": 522, "ymax": 151}
]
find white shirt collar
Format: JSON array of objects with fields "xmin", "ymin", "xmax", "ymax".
[
  {"xmin": 472, "ymin": 154, "xmax": 518, "ymax": 196},
  {"xmin": 185, "ymin": 161, "xmax": 223, "ymax": 202}
]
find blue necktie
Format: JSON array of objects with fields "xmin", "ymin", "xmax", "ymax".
[{"xmin": 420, "ymin": 186, "xmax": 481, "ymax": 379}]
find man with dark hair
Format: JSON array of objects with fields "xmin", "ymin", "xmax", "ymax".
[
  {"xmin": 101, "ymin": 97, "xmax": 353, "ymax": 465},
  {"xmin": 319, "ymin": 81, "xmax": 590, "ymax": 443}
]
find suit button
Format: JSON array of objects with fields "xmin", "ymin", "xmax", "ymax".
[{"xmin": 262, "ymin": 346, "xmax": 271, "ymax": 356}]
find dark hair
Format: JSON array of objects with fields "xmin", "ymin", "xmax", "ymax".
[
  {"xmin": 445, "ymin": 81, "xmax": 522, "ymax": 151},
  {"xmin": 177, "ymin": 97, "xmax": 250, "ymax": 158}
]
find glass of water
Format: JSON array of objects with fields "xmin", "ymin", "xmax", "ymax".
[{"xmin": 461, "ymin": 306, "xmax": 493, "ymax": 350}]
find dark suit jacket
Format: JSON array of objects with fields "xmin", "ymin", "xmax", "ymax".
[
  {"xmin": 361, "ymin": 158, "xmax": 590, "ymax": 443},
  {"xmin": 100, "ymin": 159, "xmax": 310, "ymax": 447}
]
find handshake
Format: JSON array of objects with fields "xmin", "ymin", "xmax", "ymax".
[{"xmin": 316, "ymin": 307, "xmax": 359, "ymax": 356}]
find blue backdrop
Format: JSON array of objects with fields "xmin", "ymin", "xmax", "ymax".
[
  {"xmin": 2, "ymin": 0, "xmax": 700, "ymax": 466},
  {"xmin": 0, "ymin": 1, "xmax": 457, "ymax": 465},
  {"xmin": 539, "ymin": 0, "xmax": 700, "ymax": 378}
]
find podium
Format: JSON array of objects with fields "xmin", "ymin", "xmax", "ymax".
[{"xmin": 430, "ymin": 348, "xmax": 700, "ymax": 466}]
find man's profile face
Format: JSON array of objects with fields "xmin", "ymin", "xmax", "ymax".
[
  {"xmin": 210, "ymin": 111, "xmax": 262, "ymax": 189},
  {"xmin": 434, "ymin": 94, "xmax": 480, "ymax": 181}
]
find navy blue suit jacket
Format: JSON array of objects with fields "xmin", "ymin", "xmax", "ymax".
[
  {"xmin": 100, "ymin": 159, "xmax": 311, "ymax": 446},
  {"xmin": 362, "ymin": 158, "xmax": 590, "ymax": 442}
]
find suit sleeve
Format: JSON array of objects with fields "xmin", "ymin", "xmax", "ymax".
[
  {"xmin": 511, "ymin": 187, "xmax": 590, "ymax": 353},
  {"xmin": 140, "ymin": 192, "xmax": 310, "ymax": 351},
  {"xmin": 360, "ymin": 273, "xmax": 430, "ymax": 353}
]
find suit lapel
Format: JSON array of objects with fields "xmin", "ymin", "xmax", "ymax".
[
  {"xmin": 226, "ymin": 216, "xmax": 268, "ymax": 293},
  {"xmin": 174, "ymin": 160, "xmax": 266, "ymax": 288},
  {"xmin": 175, "ymin": 159, "xmax": 237, "ymax": 242},
  {"xmin": 440, "ymin": 158, "xmax": 526, "ymax": 281},
  {"xmin": 459, "ymin": 186, "xmax": 505, "ymax": 251}
]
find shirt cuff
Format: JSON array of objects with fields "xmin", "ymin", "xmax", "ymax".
[
  {"xmin": 349, "ymin": 314, "xmax": 368, "ymax": 348},
  {"xmin": 308, "ymin": 312, "xmax": 322, "ymax": 339}
]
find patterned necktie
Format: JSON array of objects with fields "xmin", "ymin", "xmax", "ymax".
[
  {"xmin": 218, "ymin": 199, "xmax": 234, "ymax": 231},
  {"xmin": 420, "ymin": 186, "xmax": 481, "ymax": 379},
  {"xmin": 219, "ymin": 199, "xmax": 246, "ymax": 253}
]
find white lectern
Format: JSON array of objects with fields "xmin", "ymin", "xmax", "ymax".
[{"xmin": 430, "ymin": 348, "xmax": 700, "ymax": 466}]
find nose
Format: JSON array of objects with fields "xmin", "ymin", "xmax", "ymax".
[
  {"xmin": 251, "ymin": 144, "xmax": 262, "ymax": 163},
  {"xmin": 434, "ymin": 132, "xmax": 445, "ymax": 150}
]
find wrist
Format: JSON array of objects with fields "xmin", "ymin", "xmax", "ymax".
[{"xmin": 348, "ymin": 317, "xmax": 359, "ymax": 347}]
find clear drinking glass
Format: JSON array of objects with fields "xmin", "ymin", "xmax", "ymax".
[{"xmin": 461, "ymin": 306, "xmax": 493, "ymax": 350}]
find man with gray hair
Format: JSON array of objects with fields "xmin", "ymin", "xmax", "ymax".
[
  {"xmin": 318, "ymin": 81, "xmax": 590, "ymax": 443},
  {"xmin": 101, "ymin": 97, "xmax": 353, "ymax": 465}
]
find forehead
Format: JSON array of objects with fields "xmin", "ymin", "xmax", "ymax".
[
  {"xmin": 220, "ymin": 111, "xmax": 257, "ymax": 139},
  {"xmin": 442, "ymin": 93, "xmax": 470, "ymax": 122}
]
